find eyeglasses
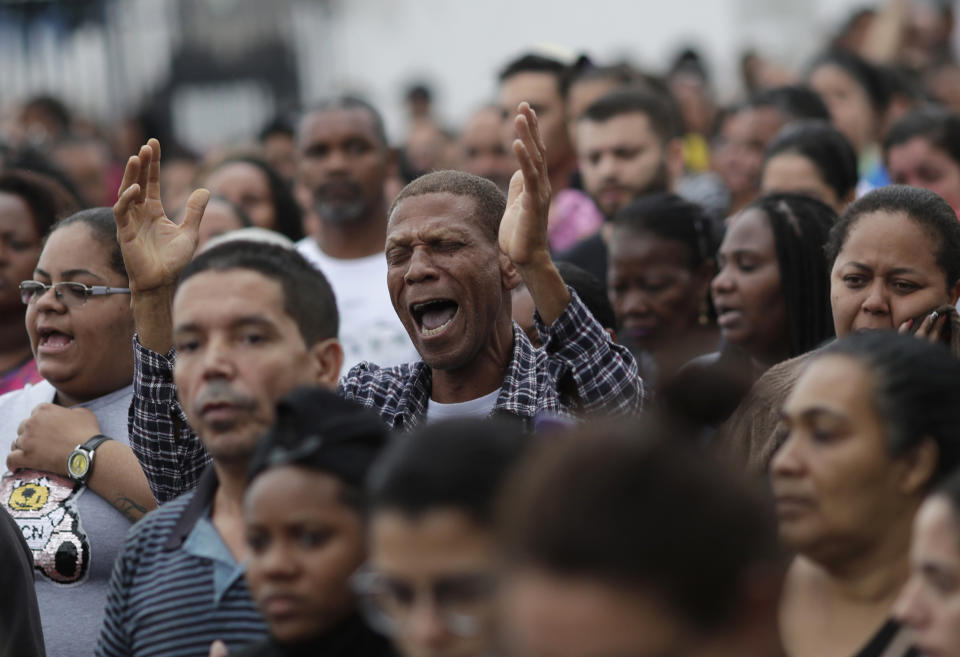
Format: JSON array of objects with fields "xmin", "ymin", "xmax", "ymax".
[
  {"xmin": 351, "ymin": 567, "xmax": 496, "ymax": 637},
  {"xmin": 19, "ymin": 281, "xmax": 131, "ymax": 307}
]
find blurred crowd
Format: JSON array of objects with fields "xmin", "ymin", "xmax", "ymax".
[{"xmin": 4, "ymin": 1, "xmax": 960, "ymax": 657}]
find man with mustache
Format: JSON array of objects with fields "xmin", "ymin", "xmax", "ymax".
[
  {"xmin": 295, "ymin": 96, "xmax": 418, "ymax": 372},
  {"xmin": 558, "ymin": 88, "xmax": 684, "ymax": 287},
  {"xmin": 121, "ymin": 104, "xmax": 640, "ymax": 508},
  {"xmin": 95, "ymin": 139, "xmax": 345, "ymax": 656}
]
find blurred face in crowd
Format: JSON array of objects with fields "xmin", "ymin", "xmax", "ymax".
[
  {"xmin": 366, "ymin": 509, "xmax": 498, "ymax": 657},
  {"xmin": 669, "ymin": 72, "xmax": 715, "ymax": 136},
  {"xmin": 712, "ymin": 107, "xmax": 784, "ymax": 204},
  {"xmin": 386, "ymin": 193, "xmax": 510, "ymax": 372},
  {"xmin": 262, "ymin": 132, "xmax": 299, "ymax": 184},
  {"xmin": 772, "ymin": 354, "xmax": 930, "ymax": 561},
  {"xmin": 459, "ymin": 107, "xmax": 515, "ymax": 193},
  {"xmin": 0, "ymin": 192, "xmax": 42, "ymax": 313},
  {"xmin": 608, "ymin": 227, "xmax": 710, "ymax": 351},
  {"xmin": 160, "ymin": 157, "xmax": 199, "ymax": 217},
  {"xmin": 808, "ymin": 64, "xmax": 877, "ymax": 155},
  {"xmin": 51, "ymin": 140, "xmax": 111, "ymax": 207},
  {"xmin": 191, "ymin": 198, "xmax": 247, "ymax": 251},
  {"xmin": 711, "ymin": 208, "xmax": 788, "ymax": 364},
  {"xmin": 887, "ymin": 137, "xmax": 960, "ymax": 210},
  {"xmin": 25, "ymin": 222, "xmax": 134, "ymax": 405},
  {"xmin": 407, "ymin": 123, "xmax": 454, "ymax": 176},
  {"xmin": 761, "ymin": 153, "xmax": 845, "ymax": 212},
  {"xmin": 577, "ymin": 112, "xmax": 670, "ymax": 218},
  {"xmin": 172, "ymin": 269, "xmax": 336, "ymax": 464},
  {"xmin": 830, "ymin": 211, "xmax": 960, "ymax": 337},
  {"xmin": 499, "ymin": 72, "xmax": 573, "ymax": 173},
  {"xmin": 204, "ymin": 162, "xmax": 276, "ymax": 231},
  {"xmin": 895, "ymin": 495, "xmax": 960, "ymax": 657},
  {"xmin": 245, "ymin": 466, "xmax": 365, "ymax": 643},
  {"xmin": 299, "ymin": 107, "xmax": 390, "ymax": 225},
  {"xmin": 501, "ymin": 570, "xmax": 696, "ymax": 657},
  {"xmin": 565, "ymin": 77, "xmax": 621, "ymax": 148}
]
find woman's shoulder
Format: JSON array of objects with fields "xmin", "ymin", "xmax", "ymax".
[{"xmin": 716, "ymin": 349, "xmax": 822, "ymax": 473}]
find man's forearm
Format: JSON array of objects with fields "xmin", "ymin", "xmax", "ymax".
[
  {"xmin": 132, "ymin": 287, "xmax": 175, "ymax": 354},
  {"xmin": 517, "ymin": 253, "xmax": 572, "ymax": 326}
]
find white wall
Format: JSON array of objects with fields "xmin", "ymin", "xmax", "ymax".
[{"xmin": 295, "ymin": 0, "xmax": 875, "ymax": 142}]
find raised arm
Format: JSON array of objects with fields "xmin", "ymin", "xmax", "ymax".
[
  {"xmin": 114, "ymin": 138, "xmax": 209, "ymax": 353},
  {"xmin": 500, "ymin": 104, "xmax": 642, "ymax": 416},
  {"xmin": 499, "ymin": 103, "xmax": 571, "ymax": 325},
  {"xmin": 115, "ymin": 139, "xmax": 212, "ymax": 502}
]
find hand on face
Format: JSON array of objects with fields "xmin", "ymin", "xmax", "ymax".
[
  {"xmin": 7, "ymin": 404, "xmax": 101, "ymax": 476},
  {"xmin": 499, "ymin": 103, "xmax": 552, "ymax": 271},
  {"xmin": 114, "ymin": 138, "xmax": 210, "ymax": 294}
]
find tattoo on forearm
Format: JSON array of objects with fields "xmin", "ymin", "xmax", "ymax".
[{"xmin": 115, "ymin": 496, "xmax": 148, "ymax": 522}]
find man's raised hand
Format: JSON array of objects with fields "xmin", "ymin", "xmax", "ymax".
[
  {"xmin": 114, "ymin": 138, "xmax": 210, "ymax": 294},
  {"xmin": 498, "ymin": 102, "xmax": 552, "ymax": 271}
]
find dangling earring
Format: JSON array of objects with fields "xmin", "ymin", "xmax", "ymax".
[{"xmin": 698, "ymin": 297, "xmax": 710, "ymax": 326}]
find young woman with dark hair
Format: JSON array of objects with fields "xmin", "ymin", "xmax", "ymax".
[
  {"xmin": 202, "ymin": 155, "xmax": 304, "ymax": 242},
  {"xmin": 761, "ymin": 120, "xmax": 859, "ymax": 212},
  {"xmin": 807, "ymin": 49, "xmax": 892, "ymax": 191},
  {"xmin": 724, "ymin": 185, "xmax": 960, "ymax": 471}
]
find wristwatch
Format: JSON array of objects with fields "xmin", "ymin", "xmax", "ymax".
[{"xmin": 67, "ymin": 434, "xmax": 112, "ymax": 485}]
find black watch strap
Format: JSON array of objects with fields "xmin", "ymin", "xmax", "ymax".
[{"xmin": 82, "ymin": 434, "xmax": 112, "ymax": 452}]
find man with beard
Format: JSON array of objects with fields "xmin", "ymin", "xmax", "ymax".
[
  {"xmin": 558, "ymin": 88, "xmax": 683, "ymax": 287},
  {"xmin": 296, "ymin": 96, "xmax": 418, "ymax": 372}
]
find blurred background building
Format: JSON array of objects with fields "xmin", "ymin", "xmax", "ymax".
[{"xmin": 1, "ymin": 0, "xmax": 944, "ymax": 150}]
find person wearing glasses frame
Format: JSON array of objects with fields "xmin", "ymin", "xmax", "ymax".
[
  {"xmin": 358, "ymin": 417, "xmax": 529, "ymax": 657},
  {"xmin": 0, "ymin": 207, "xmax": 156, "ymax": 657}
]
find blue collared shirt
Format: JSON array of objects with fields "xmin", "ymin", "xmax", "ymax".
[{"xmin": 182, "ymin": 505, "xmax": 247, "ymax": 606}]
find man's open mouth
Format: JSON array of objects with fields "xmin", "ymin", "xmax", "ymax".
[{"xmin": 411, "ymin": 299, "xmax": 460, "ymax": 337}]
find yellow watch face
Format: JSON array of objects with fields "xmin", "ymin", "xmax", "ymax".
[{"xmin": 68, "ymin": 452, "xmax": 89, "ymax": 478}]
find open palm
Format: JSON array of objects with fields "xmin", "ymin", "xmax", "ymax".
[
  {"xmin": 498, "ymin": 103, "xmax": 552, "ymax": 269},
  {"xmin": 113, "ymin": 138, "xmax": 209, "ymax": 293}
]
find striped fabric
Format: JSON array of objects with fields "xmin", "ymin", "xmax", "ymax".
[{"xmin": 95, "ymin": 488, "xmax": 267, "ymax": 657}]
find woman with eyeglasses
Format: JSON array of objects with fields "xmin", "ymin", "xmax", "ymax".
[{"xmin": 0, "ymin": 207, "xmax": 155, "ymax": 657}]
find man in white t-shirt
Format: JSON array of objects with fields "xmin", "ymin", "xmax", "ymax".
[{"xmin": 295, "ymin": 97, "xmax": 418, "ymax": 371}]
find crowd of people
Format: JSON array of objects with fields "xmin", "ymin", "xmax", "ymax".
[{"xmin": 3, "ymin": 1, "xmax": 960, "ymax": 656}]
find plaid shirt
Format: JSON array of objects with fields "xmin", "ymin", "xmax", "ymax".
[
  {"xmin": 340, "ymin": 289, "xmax": 642, "ymax": 431},
  {"xmin": 128, "ymin": 338, "xmax": 208, "ymax": 504},
  {"xmin": 130, "ymin": 289, "xmax": 642, "ymax": 503}
]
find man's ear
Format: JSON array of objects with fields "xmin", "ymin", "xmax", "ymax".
[
  {"xmin": 500, "ymin": 251, "xmax": 522, "ymax": 291},
  {"xmin": 309, "ymin": 338, "xmax": 345, "ymax": 390},
  {"xmin": 899, "ymin": 438, "xmax": 939, "ymax": 496}
]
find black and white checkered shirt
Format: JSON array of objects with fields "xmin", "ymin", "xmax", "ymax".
[{"xmin": 129, "ymin": 289, "xmax": 643, "ymax": 503}]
